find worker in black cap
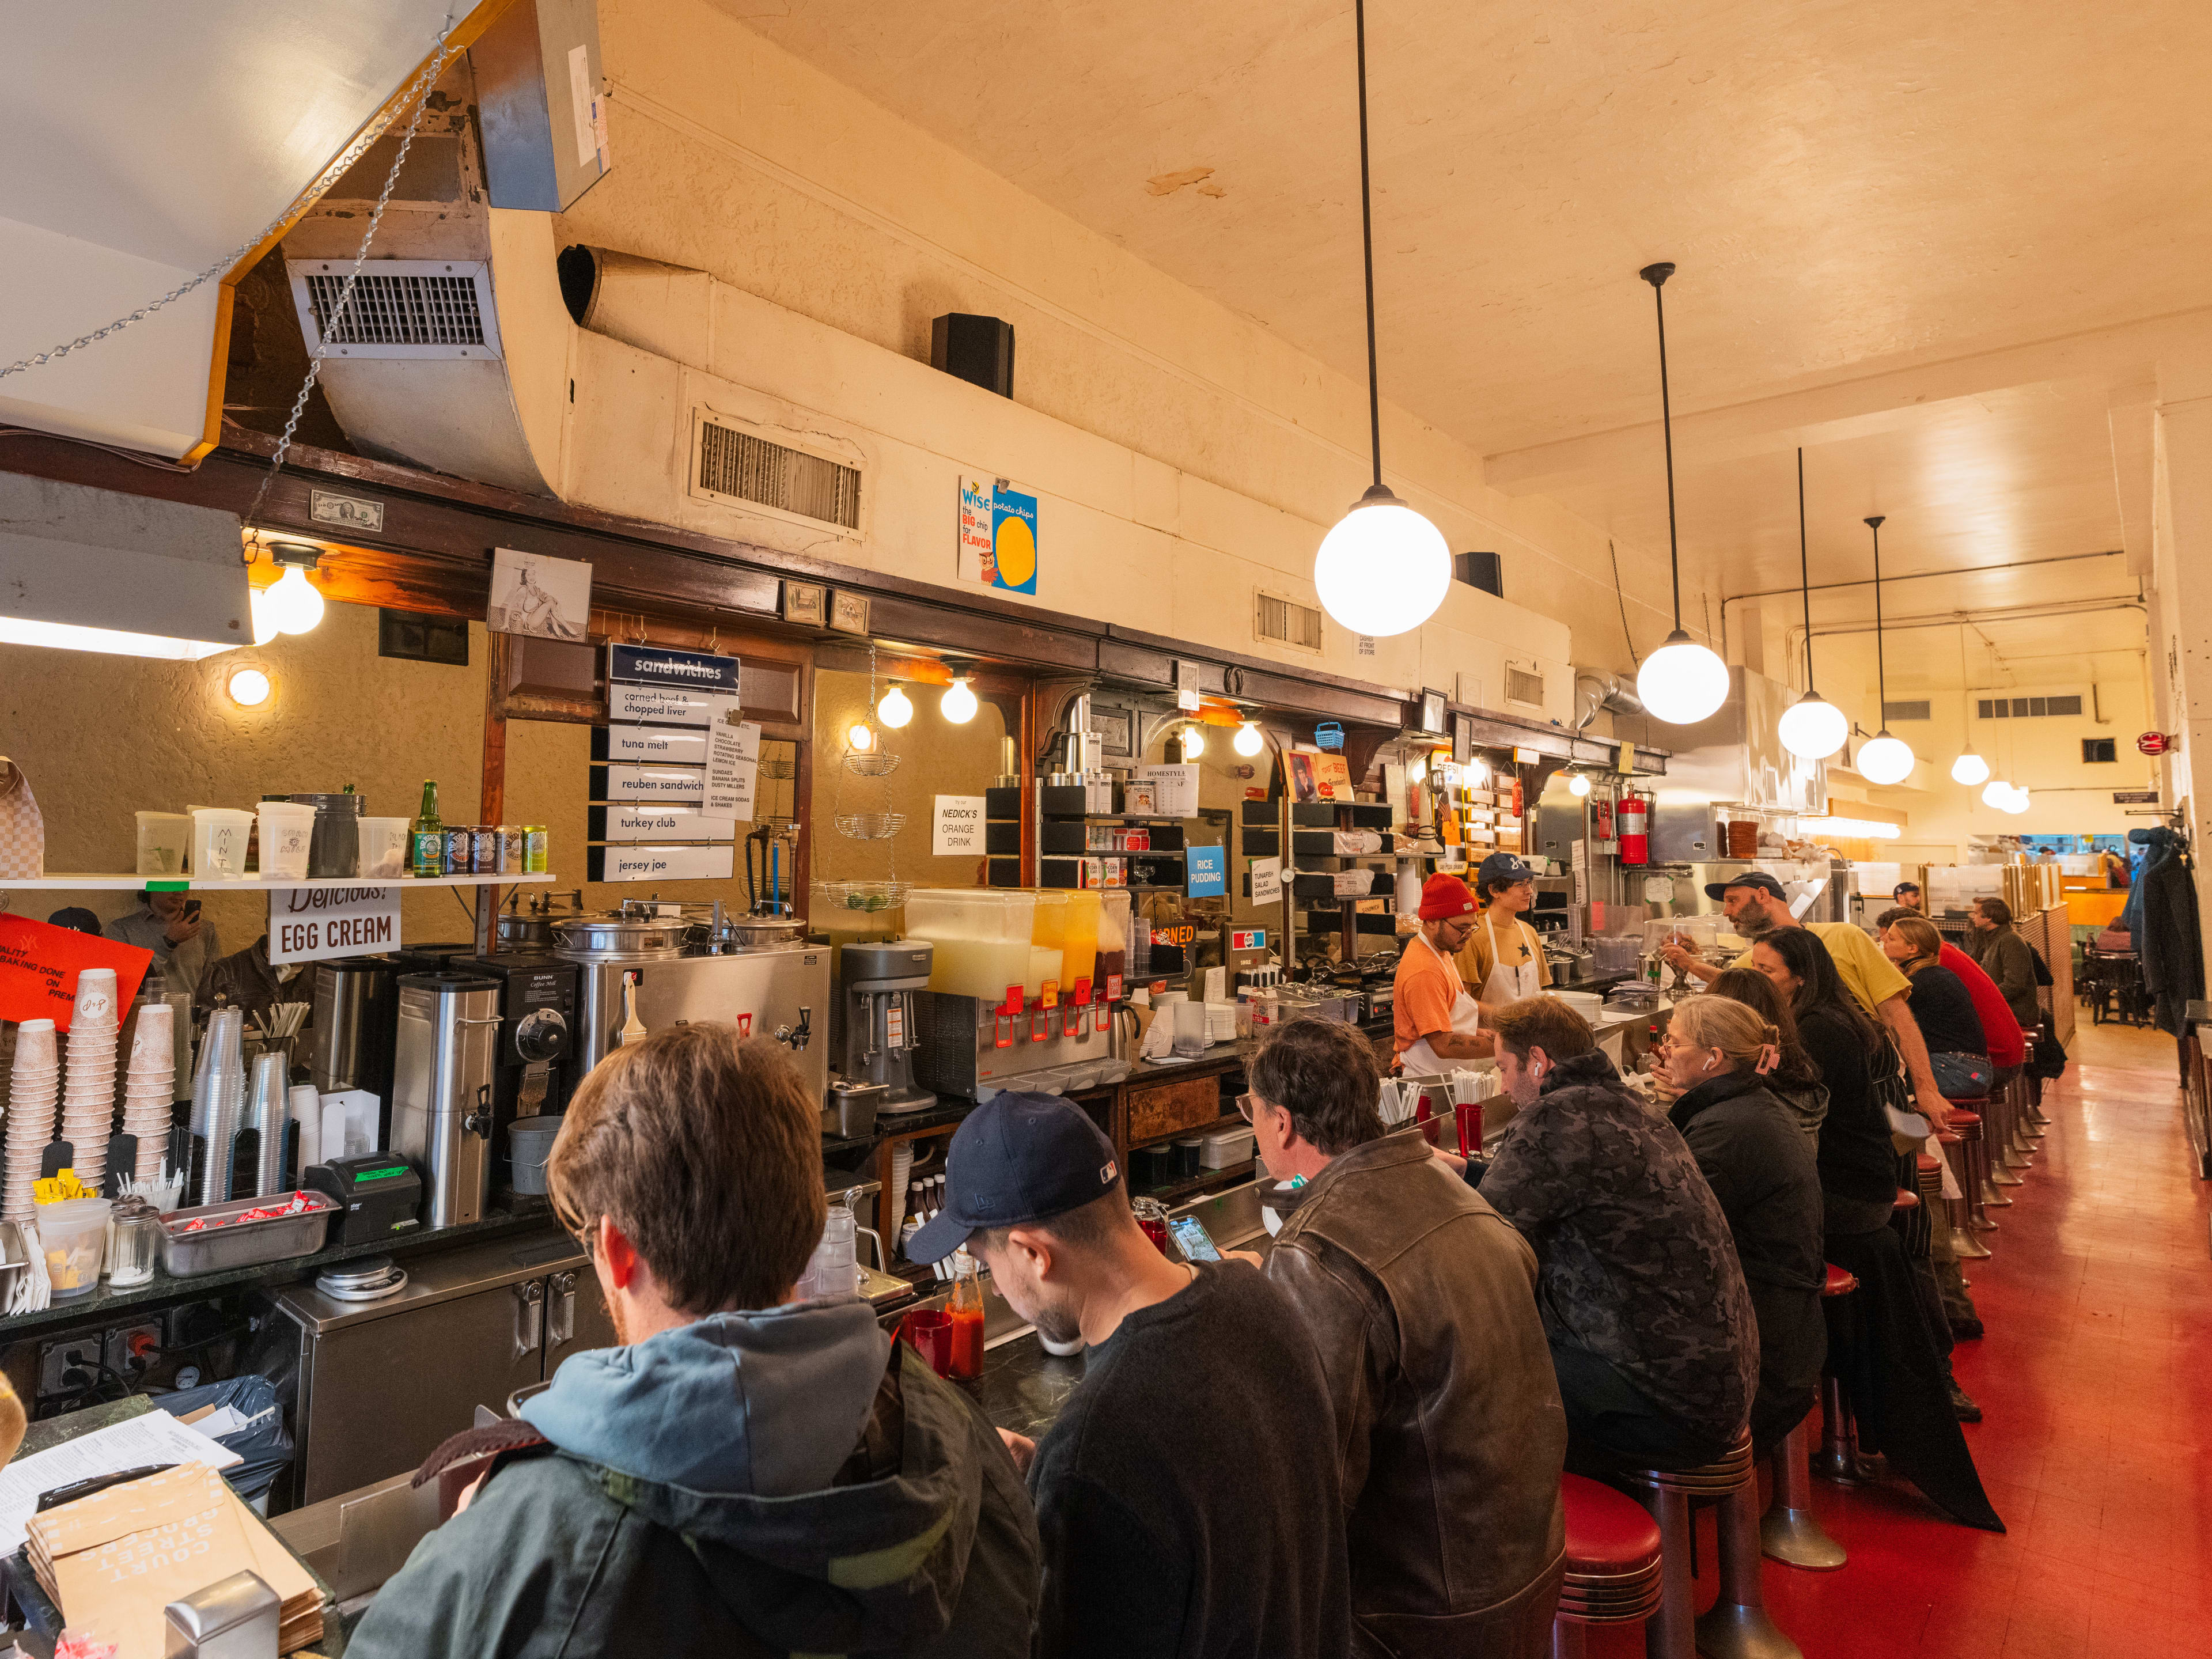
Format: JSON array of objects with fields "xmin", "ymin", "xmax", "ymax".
[
  {"xmin": 1455, "ymin": 851, "xmax": 1553, "ymax": 1016},
  {"xmin": 1893, "ymin": 881, "xmax": 1923, "ymax": 912},
  {"xmin": 914, "ymin": 1092, "xmax": 1351, "ymax": 1659}
]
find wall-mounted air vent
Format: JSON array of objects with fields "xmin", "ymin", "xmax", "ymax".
[
  {"xmin": 1504, "ymin": 661, "xmax": 1546, "ymax": 708},
  {"xmin": 691, "ymin": 411, "xmax": 862, "ymax": 532},
  {"xmin": 287, "ymin": 259, "xmax": 501, "ymax": 359},
  {"xmin": 1977, "ymin": 694, "xmax": 2083, "ymax": 719},
  {"xmin": 1882, "ymin": 700, "xmax": 1932, "ymax": 723},
  {"xmin": 1255, "ymin": 589, "xmax": 1324, "ymax": 654}
]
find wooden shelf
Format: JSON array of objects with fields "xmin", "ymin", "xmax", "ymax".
[
  {"xmin": 1130, "ymin": 1109, "xmax": 1246, "ymax": 1149},
  {"xmin": 1134, "ymin": 1159, "xmax": 1257, "ymax": 1205},
  {"xmin": 0, "ymin": 873, "xmax": 557, "ymax": 892}
]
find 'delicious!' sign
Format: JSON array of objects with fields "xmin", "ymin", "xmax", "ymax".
[{"xmin": 268, "ymin": 887, "xmax": 401, "ymax": 965}]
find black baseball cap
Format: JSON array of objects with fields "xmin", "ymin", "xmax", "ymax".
[
  {"xmin": 1893, "ymin": 881, "xmax": 1922, "ymax": 897},
  {"xmin": 1703, "ymin": 872, "xmax": 1789, "ymax": 902},
  {"xmin": 1476, "ymin": 852, "xmax": 1535, "ymax": 888},
  {"xmin": 908, "ymin": 1092, "xmax": 1122, "ymax": 1262}
]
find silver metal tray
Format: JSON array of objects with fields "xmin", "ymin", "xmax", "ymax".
[{"xmin": 160, "ymin": 1191, "xmax": 339, "ymax": 1277}]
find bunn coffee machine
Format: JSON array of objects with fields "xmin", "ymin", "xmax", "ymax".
[
  {"xmin": 835, "ymin": 942, "xmax": 936, "ymax": 1115},
  {"xmin": 463, "ymin": 952, "xmax": 580, "ymax": 1191}
]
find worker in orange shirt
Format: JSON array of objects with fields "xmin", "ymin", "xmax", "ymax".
[{"xmin": 1393, "ymin": 873, "xmax": 1493, "ymax": 1073}]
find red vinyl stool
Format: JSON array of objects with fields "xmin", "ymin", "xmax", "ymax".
[
  {"xmin": 1763, "ymin": 1283, "xmax": 1849, "ymax": 1572},
  {"xmin": 1893, "ymin": 1187, "xmax": 1919, "ymax": 1211},
  {"xmin": 1813, "ymin": 1264, "xmax": 1864, "ymax": 1487},
  {"xmin": 1609, "ymin": 1429, "xmax": 1801, "ymax": 1659},
  {"xmin": 1938, "ymin": 1128, "xmax": 1992, "ymax": 1257},
  {"xmin": 1551, "ymin": 1474, "xmax": 1664, "ymax": 1658}
]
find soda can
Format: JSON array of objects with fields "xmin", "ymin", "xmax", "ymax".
[
  {"xmin": 471, "ymin": 825, "xmax": 500, "ymax": 874},
  {"xmin": 497, "ymin": 824, "xmax": 525, "ymax": 874},
  {"xmin": 443, "ymin": 826, "xmax": 472, "ymax": 876},
  {"xmin": 523, "ymin": 825, "xmax": 550, "ymax": 874}
]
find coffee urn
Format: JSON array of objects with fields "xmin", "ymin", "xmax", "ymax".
[
  {"xmin": 391, "ymin": 971, "xmax": 501, "ymax": 1229},
  {"xmin": 309, "ymin": 956, "xmax": 401, "ymax": 1142}
]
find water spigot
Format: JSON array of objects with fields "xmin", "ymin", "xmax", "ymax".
[{"xmin": 775, "ymin": 1006, "xmax": 812, "ymax": 1052}]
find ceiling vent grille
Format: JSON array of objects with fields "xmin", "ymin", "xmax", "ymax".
[
  {"xmin": 1881, "ymin": 699, "xmax": 1932, "ymax": 723},
  {"xmin": 1505, "ymin": 662, "xmax": 1546, "ymax": 708},
  {"xmin": 1977, "ymin": 694, "xmax": 2083, "ymax": 719},
  {"xmin": 694, "ymin": 416, "xmax": 862, "ymax": 531},
  {"xmin": 1255, "ymin": 590, "xmax": 1324, "ymax": 654},
  {"xmin": 286, "ymin": 259, "xmax": 501, "ymax": 359}
]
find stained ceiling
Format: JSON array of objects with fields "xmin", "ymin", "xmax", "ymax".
[{"xmin": 728, "ymin": 0, "xmax": 2212, "ymax": 653}]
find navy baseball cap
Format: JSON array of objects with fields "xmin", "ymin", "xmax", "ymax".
[
  {"xmin": 908, "ymin": 1092, "xmax": 1122, "ymax": 1262},
  {"xmin": 1703, "ymin": 872, "xmax": 1788, "ymax": 902},
  {"xmin": 1476, "ymin": 852, "xmax": 1535, "ymax": 888}
]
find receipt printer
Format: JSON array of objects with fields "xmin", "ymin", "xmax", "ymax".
[{"xmin": 304, "ymin": 1155, "xmax": 425, "ymax": 1246}]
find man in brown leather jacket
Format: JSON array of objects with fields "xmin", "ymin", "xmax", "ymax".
[{"xmin": 1248, "ymin": 1017, "xmax": 1567, "ymax": 1658}]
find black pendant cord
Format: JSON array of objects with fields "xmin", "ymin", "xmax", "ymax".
[
  {"xmin": 1641, "ymin": 263, "xmax": 1683, "ymax": 629},
  {"xmin": 1354, "ymin": 0, "xmax": 1384, "ymax": 491},
  {"xmin": 1866, "ymin": 514, "xmax": 1889, "ymax": 721},
  {"xmin": 1797, "ymin": 448, "xmax": 1815, "ymax": 694}
]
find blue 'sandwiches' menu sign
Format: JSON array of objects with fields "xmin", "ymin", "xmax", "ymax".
[{"xmin": 607, "ymin": 644, "xmax": 740, "ymax": 694}]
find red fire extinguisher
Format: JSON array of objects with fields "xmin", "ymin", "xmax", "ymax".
[
  {"xmin": 1618, "ymin": 792, "xmax": 1651, "ymax": 866},
  {"xmin": 1510, "ymin": 774, "xmax": 1525, "ymax": 819}
]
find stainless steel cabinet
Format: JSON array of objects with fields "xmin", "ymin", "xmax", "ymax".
[{"xmin": 260, "ymin": 1228, "xmax": 616, "ymax": 1507}]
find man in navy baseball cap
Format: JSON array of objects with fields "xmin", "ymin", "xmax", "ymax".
[{"xmin": 929, "ymin": 1092, "xmax": 1350, "ymax": 1659}]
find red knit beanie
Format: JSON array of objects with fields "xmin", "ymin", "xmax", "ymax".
[{"xmin": 1418, "ymin": 874, "xmax": 1477, "ymax": 921}]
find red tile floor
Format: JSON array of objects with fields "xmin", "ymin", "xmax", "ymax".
[{"xmin": 1587, "ymin": 1018, "xmax": 2212, "ymax": 1659}]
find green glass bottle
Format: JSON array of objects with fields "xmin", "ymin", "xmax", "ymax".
[{"xmin": 409, "ymin": 781, "xmax": 444, "ymax": 878}]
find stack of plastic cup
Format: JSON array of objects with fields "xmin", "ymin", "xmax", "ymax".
[
  {"xmin": 244, "ymin": 1051, "xmax": 290, "ymax": 1198},
  {"xmin": 60, "ymin": 970, "xmax": 121, "ymax": 1194},
  {"xmin": 4, "ymin": 1020, "xmax": 60, "ymax": 1221},
  {"xmin": 192, "ymin": 1007, "xmax": 247, "ymax": 1206},
  {"xmin": 122, "ymin": 1001, "xmax": 177, "ymax": 1184}
]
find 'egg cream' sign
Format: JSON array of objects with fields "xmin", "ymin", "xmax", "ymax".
[{"xmin": 958, "ymin": 478, "xmax": 1039, "ymax": 596}]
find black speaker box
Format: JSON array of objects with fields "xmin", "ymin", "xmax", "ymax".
[{"xmin": 931, "ymin": 313, "xmax": 1016, "ymax": 398}]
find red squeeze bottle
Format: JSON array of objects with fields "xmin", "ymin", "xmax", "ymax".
[{"xmin": 948, "ymin": 1250, "xmax": 986, "ymax": 1380}]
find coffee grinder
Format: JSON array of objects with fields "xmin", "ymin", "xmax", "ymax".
[
  {"xmin": 836, "ymin": 942, "xmax": 935, "ymax": 1115},
  {"xmin": 461, "ymin": 952, "xmax": 579, "ymax": 1193}
]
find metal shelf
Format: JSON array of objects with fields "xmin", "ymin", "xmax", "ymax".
[{"xmin": 0, "ymin": 873, "xmax": 558, "ymax": 892}]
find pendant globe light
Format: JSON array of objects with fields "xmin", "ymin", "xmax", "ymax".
[
  {"xmin": 1949, "ymin": 626, "xmax": 1990, "ymax": 785},
  {"xmin": 1853, "ymin": 514, "xmax": 1916, "ymax": 785},
  {"xmin": 1777, "ymin": 448, "xmax": 1849, "ymax": 760},
  {"xmin": 1310, "ymin": 0, "xmax": 1452, "ymax": 638},
  {"xmin": 1633, "ymin": 263, "xmax": 1730, "ymax": 724}
]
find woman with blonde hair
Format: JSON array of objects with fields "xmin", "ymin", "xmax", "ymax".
[
  {"xmin": 1656, "ymin": 997, "xmax": 1826, "ymax": 1454},
  {"xmin": 1880, "ymin": 914, "xmax": 1992, "ymax": 1100}
]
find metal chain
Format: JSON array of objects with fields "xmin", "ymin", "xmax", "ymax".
[
  {"xmin": 0, "ymin": 12, "xmax": 457, "ymax": 389},
  {"xmin": 244, "ymin": 9, "xmax": 459, "ymax": 539}
]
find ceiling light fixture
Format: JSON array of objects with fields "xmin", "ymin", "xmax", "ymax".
[
  {"xmin": 1310, "ymin": 0, "xmax": 1451, "ymax": 639},
  {"xmin": 2005, "ymin": 786, "xmax": 2032, "ymax": 816},
  {"xmin": 228, "ymin": 666, "xmax": 272, "ymax": 707},
  {"xmin": 1852, "ymin": 514, "xmax": 1916, "ymax": 785},
  {"xmin": 877, "ymin": 684, "xmax": 914, "ymax": 728},
  {"xmin": 0, "ymin": 616, "xmax": 237, "ymax": 661},
  {"xmin": 1180, "ymin": 722, "xmax": 1206, "ymax": 760},
  {"xmin": 940, "ymin": 671, "xmax": 979, "ymax": 725},
  {"xmin": 1777, "ymin": 448, "xmax": 1848, "ymax": 760},
  {"xmin": 1567, "ymin": 772, "xmax": 1592, "ymax": 797},
  {"xmin": 262, "ymin": 543, "xmax": 326, "ymax": 635},
  {"xmin": 846, "ymin": 720, "xmax": 876, "ymax": 752},
  {"xmin": 1234, "ymin": 719, "xmax": 1265, "ymax": 757},
  {"xmin": 1949, "ymin": 626, "xmax": 1990, "ymax": 785},
  {"xmin": 1633, "ymin": 262, "xmax": 1730, "ymax": 725}
]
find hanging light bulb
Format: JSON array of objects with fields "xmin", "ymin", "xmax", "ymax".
[
  {"xmin": 1631, "ymin": 263, "xmax": 1729, "ymax": 725},
  {"xmin": 1777, "ymin": 449, "xmax": 1848, "ymax": 760},
  {"xmin": 877, "ymin": 684, "xmax": 914, "ymax": 728},
  {"xmin": 2006, "ymin": 786, "xmax": 2032, "ymax": 816},
  {"xmin": 1951, "ymin": 751, "xmax": 1991, "ymax": 786},
  {"xmin": 1567, "ymin": 773, "xmax": 1592, "ymax": 797},
  {"xmin": 1856, "ymin": 733, "xmax": 1916, "ymax": 786},
  {"xmin": 1310, "ymin": 1, "xmax": 1451, "ymax": 638},
  {"xmin": 262, "ymin": 547, "xmax": 325, "ymax": 635},
  {"xmin": 1849, "ymin": 514, "xmax": 1914, "ymax": 785},
  {"xmin": 1180, "ymin": 722, "xmax": 1206, "ymax": 760},
  {"xmin": 1406, "ymin": 751, "xmax": 1429, "ymax": 784},
  {"xmin": 1465, "ymin": 755, "xmax": 1491, "ymax": 788},
  {"xmin": 249, "ymin": 587, "xmax": 280, "ymax": 646},
  {"xmin": 1234, "ymin": 719, "xmax": 1264, "ymax": 757},
  {"xmin": 940, "ymin": 675, "xmax": 979, "ymax": 724},
  {"xmin": 1982, "ymin": 779, "xmax": 2014, "ymax": 809},
  {"xmin": 227, "ymin": 666, "xmax": 272, "ymax": 707},
  {"xmin": 846, "ymin": 721, "xmax": 876, "ymax": 752}
]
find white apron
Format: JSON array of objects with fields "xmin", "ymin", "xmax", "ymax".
[
  {"xmin": 1400, "ymin": 933, "xmax": 1484, "ymax": 1075},
  {"xmin": 1478, "ymin": 911, "xmax": 1541, "ymax": 1007}
]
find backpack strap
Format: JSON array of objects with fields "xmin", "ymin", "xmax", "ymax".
[{"xmin": 414, "ymin": 1419, "xmax": 554, "ymax": 1519}]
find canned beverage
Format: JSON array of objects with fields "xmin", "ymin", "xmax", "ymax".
[
  {"xmin": 497, "ymin": 824, "xmax": 524, "ymax": 874},
  {"xmin": 523, "ymin": 825, "xmax": 549, "ymax": 874},
  {"xmin": 471, "ymin": 825, "xmax": 500, "ymax": 874},
  {"xmin": 442, "ymin": 826, "xmax": 472, "ymax": 875}
]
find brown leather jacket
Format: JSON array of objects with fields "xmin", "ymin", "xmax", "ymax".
[{"xmin": 1265, "ymin": 1132, "xmax": 1568, "ymax": 1658}]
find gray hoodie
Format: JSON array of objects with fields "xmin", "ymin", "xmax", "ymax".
[{"xmin": 349, "ymin": 1298, "xmax": 1040, "ymax": 1659}]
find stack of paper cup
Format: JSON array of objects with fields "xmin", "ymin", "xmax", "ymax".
[
  {"xmin": 5, "ymin": 1019, "xmax": 61, "ymax": 1220},
  {"xmin": 60, "ymin": 969, "xmax": 122, "ymax": 1194},
  {"xmin": 123, "ymin": 1001, "xmax": 177, "ymax": 1184}
]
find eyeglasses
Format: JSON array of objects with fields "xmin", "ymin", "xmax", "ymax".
[{"xmin": 1236, "ymin": 1092, "xmax": 1256, "ymax": 1123}]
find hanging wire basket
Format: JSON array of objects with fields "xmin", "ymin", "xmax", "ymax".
[
  {"xmin": 835, "ymin": 812, "xmax": 906, "ymax": 840},
  {"xmin": 843, "ymin": 747, "xmax": 902, "ymax": 777},
  {"xmin": 814, "ymin": 879, "xmax": 912, "ymax": 915}
]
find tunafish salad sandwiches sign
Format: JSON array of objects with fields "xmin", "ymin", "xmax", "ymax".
[
  {"xmin": 269, "ymin": 887, "xmax": 400, "ymax": 965},
  {"xmin": 958, "ymin": 478, "xmax": 1040, "ymax": 595}
]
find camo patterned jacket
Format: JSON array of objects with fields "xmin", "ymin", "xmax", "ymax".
[{"xmin": 1479, "ymin": 1050, "xmax": 1758, "ymax": 1447}]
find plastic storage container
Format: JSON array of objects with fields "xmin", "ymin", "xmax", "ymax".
[
  {"xmin": 191, "ymin": 808, "xmax": 256, "ymax": 881},
  {"xmin": 357, "ymin": 816, "xmax": 410, "ymax": 878},
  {"xmin": 1096, "ymin": 890, "xmax": 1133, "ymax": 987},
  {"xmin": 37, "ymin": 1198, "xmax": 113, "ymax": 1297},
  {"xmin": 1056, "ymin": 891, "xmax": 1103, "ymax": 993},
  {"xmin": 135, "ymin": 811, "xmax": 191, "ymax": 876},
  {"xmin": 906, "ymin": 889, "xmax": 1037, "ymax": 1002},
  {"xmin": 256, "ymin": 801, "xmax": 316, "ymax": 881},
  {"xmin": 1028, "ymin": 890, "xmax": 1073, "ymax": 998},
  {"xmin": 1200, "ymin": 1126, "xmax": 1256, "ymax": 1168}
]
